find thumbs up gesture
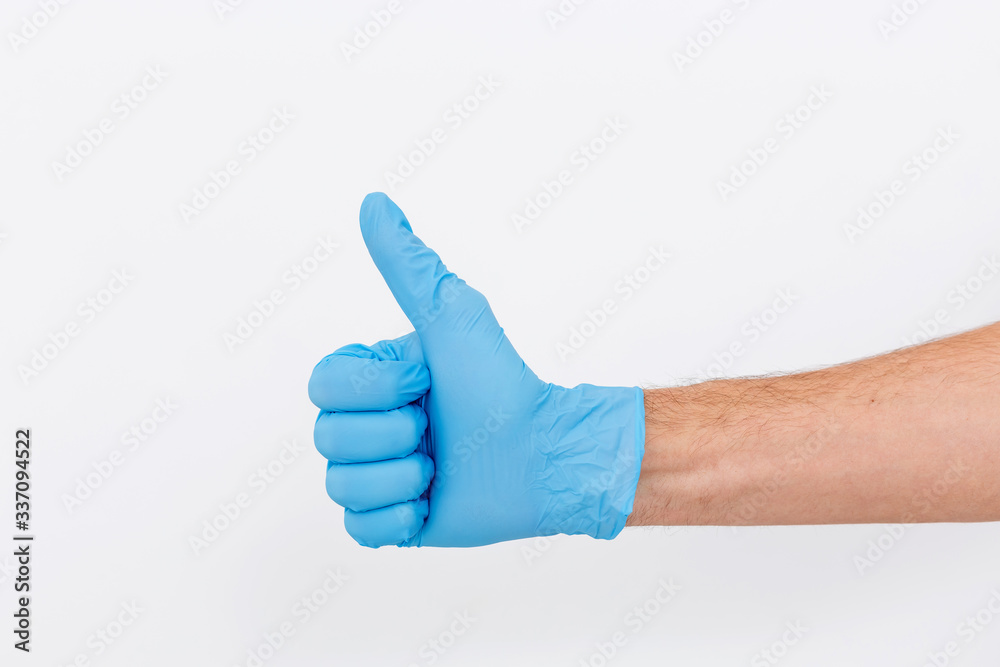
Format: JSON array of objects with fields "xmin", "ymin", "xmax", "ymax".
[{"xmin": 308, "ymin": 193, "xmax": 645, "ymax": 547}]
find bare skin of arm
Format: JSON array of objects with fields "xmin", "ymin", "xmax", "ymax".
[{"xmin": 628, "ymin": 322, "xmax": 1000, "ymax": 526}]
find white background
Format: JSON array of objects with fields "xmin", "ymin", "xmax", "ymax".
[{"xmin": 2, "ymin": 1, "xmax": 1000, "ymax": 665}]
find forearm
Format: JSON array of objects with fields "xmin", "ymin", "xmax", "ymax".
[{"xmin": 628, "ymin": 323, "xmax": 1000, "ymax": 526}]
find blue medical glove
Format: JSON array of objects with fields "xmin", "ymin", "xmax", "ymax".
[{"xmin": 308, "ymin": 192, "xmax": 644, "ymax": 547}]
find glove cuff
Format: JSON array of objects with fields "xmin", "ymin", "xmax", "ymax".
[{"xmin": 534, "ymin": 384, "xmax": 646, "ymax": 540}]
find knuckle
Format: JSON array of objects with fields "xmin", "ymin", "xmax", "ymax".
[
  {"xmin": 324, "ymin": 465, "xmax": 352, "ymax": 506},
  {"xmin": 343, "ymin": 511, "xmax": 375, "ymax": 548},
  {"xmin": 313, "ymin": 414, "xmax": 345, "ymax": 460}
]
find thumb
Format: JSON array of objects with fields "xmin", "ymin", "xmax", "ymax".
[{"xmin": 360, "ymin": 192, "xmax": 482, "ymax": 335}]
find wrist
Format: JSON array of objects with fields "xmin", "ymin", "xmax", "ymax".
[
  {"xmin": 628, "ymin": 384, "xmax": 723, "ymax": 527},
  {"xmin": 629, "ymin": 379, "xmax": 840, "ymax": 527}
]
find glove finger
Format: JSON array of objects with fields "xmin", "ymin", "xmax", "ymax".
[
  {"xmin": 308, "ymin": 334, "xmax": 428, "ymax": 411},
  {"xmin": 359, "ymin": 192, "xmax": 496, "ymax": 339},
  {"xmin": 314, "ymin": 403, "xmax": 427, "ymax": 464},
  {"xmin": 344, "ymin": 498, "xmax": 428, "ymax": 548},
  {"xmin": 326, "ymin": 452, "xmax": 434, "ymax": 512}
]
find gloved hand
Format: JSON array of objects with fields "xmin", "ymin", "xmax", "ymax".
[{"xmin": 308, "ymin": 193, "xmax": 644, "ymax": 547}]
